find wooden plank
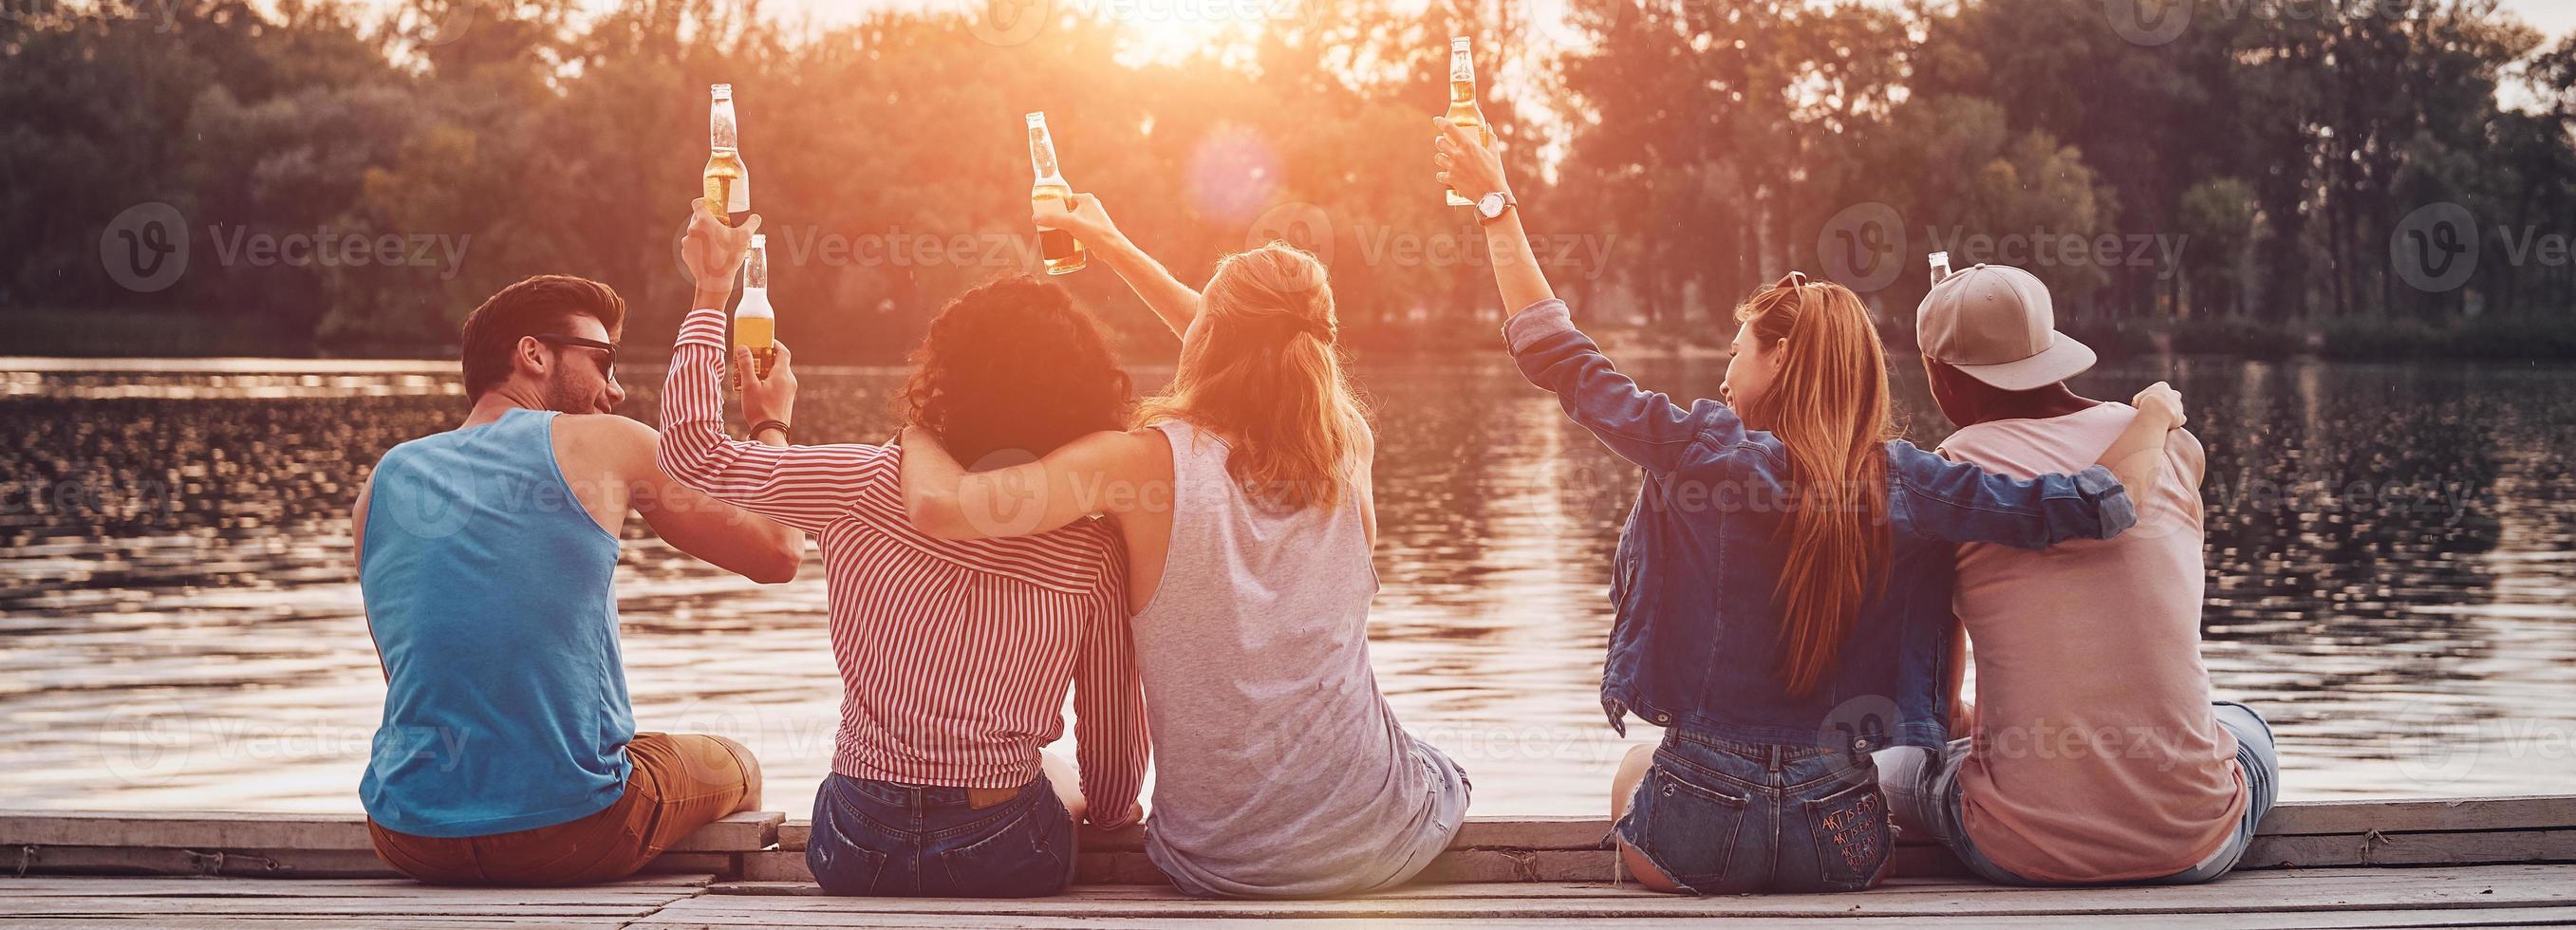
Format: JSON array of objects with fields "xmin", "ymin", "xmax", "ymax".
[
  {"xmin": 745, "ymin": 827, "xmax": 2573, "ymax": 888},
  {"xmin": 665, "ymin": 812, "xmax": 783, "ymax": 852},
  {"xmin": 0, "ymin": 809, "xmax": 784, "ymax": 854},
  {"xmin": 2, "ymin": 917, "xmax": 641, "ymax": 921},
  {"xmin": 2245, "ymin": 829, "xmax": 2576, "ymax": 869},
  {"xmin": 715, "ymin": 867, "xmax": 2573, "ymax": 902},
  {"xmin": 0, "ymin": 898, "xmax": 669, "ymax": 917},
  {"xmin": 0, "ymin": 875, "xmax": 714, "ymax": 893},
  {"xmin": 624, "ymin": 910, "xmax": 2576, "ymax": 930},
  {"xmin": 2258, "ymin": 797, "xmax": 2576, "ymax": 837},
  {"xmin": 772, "ymin": 797, "xmax": 2576, "ymax": 855},
  {"xmin": 9, "ymin": 844, "xmax": 737, "ymax": 880},
  {"xmin": 0, "ymin": 811, "xmax": 376, "ymax": 851},
  {"xmin": 625, "ymin": 865, "xmax": 2576, "ymax": 919}
]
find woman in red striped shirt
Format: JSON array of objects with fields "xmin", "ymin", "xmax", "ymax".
[
  {"xmin": 903, "ymin": 195, "xmax": 1471, "ymax": 898},
  {"xmin": 659, "ymin": 203, "xmax": 1147, "ymax": 898}
]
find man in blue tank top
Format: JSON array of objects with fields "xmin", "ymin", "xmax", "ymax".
[{"xmin": 353, "ymin": 274, "xmax": 803, "ymax": 885}]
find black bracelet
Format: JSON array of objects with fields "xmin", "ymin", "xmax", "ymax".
[{"xmin": 749, "ymin": 419, "xmax": 791, "ymax": 441}]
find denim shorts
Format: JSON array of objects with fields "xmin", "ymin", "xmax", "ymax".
[
  {"xmin": 804, "ymin": 771, "xmax": 1076, "ymax": 898},
  {"xmin": 1614, "ymin": 731, "xmax": 1893, "ymax": 895}
]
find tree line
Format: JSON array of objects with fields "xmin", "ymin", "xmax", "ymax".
[{"xmin": 4, "ymin": 0, "xmax": 2572, "ymax": 361}]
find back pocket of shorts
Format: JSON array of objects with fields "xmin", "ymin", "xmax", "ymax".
[
  {"xmin": 936, "ymin": 802, "xmax": 1071, "ymax": 898},
  {"xmin": 807, "ymin": 823, "xmax": 890, "ymax": 896},
  {"xmin": 1635, "ymin": 763, "xmax": 1751, "ymax": 888},
  {"xmin": 1801, "ymin": 777, "xmax": 1892, "ymax": 890}
]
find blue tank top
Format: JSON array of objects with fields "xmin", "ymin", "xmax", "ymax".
[{"xmin": 357, "ymin": 407, "xmax": 634, "ymax": 837}]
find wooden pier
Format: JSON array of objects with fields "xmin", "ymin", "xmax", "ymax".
[{"xmin": 4, "ymin": 795, "xmax": 2571, "ymax": 926}]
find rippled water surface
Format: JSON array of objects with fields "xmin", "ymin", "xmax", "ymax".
[{"xmin": 3, "ymin": 353, "xmax": 2572, "ymax": 814}]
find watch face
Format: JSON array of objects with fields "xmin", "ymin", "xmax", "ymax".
[{"xmin": 1479, "ymin": 193, "xmax": 1505, "ymax": 217}]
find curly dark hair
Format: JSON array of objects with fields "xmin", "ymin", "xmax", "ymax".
[{"xmin": 899, "ymin": 275, "xmax": 1132, "ymax": 467}]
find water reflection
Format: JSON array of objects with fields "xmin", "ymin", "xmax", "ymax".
[{"xmin": 2, "ymin": 355, "xmax": 2571, "ymax": 814}]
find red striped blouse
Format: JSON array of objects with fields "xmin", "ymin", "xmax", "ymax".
[{"xmin": 657, "ymin": 306, "xmax": 1147, "ymax": 828}]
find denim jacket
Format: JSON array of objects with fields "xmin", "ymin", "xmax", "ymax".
[{"xmin": 1504, "ymin": 299, "xmax": 2137, "ymax": 753}]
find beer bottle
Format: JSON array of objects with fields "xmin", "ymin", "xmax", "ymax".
[
  {"xmin": 704, "ymin": 84, "xmax": 751, "ymax": 224},
  {"xmin": 1027, "ymin": 111, "xmax": 1087, "ymax": 275},
  {"xmin": 1443, "ymin": 36, "xmax": 1494, "ymax": 207},
  {"xmin": 733, "ymin": 233, "xmax": 776, "ymax": 388}
]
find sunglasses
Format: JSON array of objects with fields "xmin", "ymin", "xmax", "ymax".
[{"xmin": 533, "ymin": 333, "xmax": 618, "ymax": 381}]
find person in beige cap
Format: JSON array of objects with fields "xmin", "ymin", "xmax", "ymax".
[{"xmin": 1875, "ymin": 262, "xmax": 2280, "ymax": 886}]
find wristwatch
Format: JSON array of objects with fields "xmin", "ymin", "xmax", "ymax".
[{"xmin": 1476, "ymin": 191, "xmax": 1516, "ymax": 223}]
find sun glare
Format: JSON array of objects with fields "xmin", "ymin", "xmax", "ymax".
[{"xmin": 1108, "ymin": 6, "xmax": 1263, "ymax": 63}]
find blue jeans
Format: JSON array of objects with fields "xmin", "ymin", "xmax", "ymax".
[
  {"xmin": 1876, "ymin": 700, "xmax": 2281, "ymax": 885},
  {"xmin": 1615, "ymin": 731, "xmax": 1894, "ymax": 894},
  {"xmin": 805, "ymin": 772, "xmax": 1076, "ymax": 898}
]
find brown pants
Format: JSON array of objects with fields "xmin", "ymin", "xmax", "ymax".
[{"xmin": 368, "ymin": 732, "xmax": 756, "ymax": 886}]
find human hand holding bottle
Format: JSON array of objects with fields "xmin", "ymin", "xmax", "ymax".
[
  {"xmin": 684, "ymin": 197, "xmax": 764, "ymax": 304},
  {"xmin": 737, "ymin": 341, "xmax": 795, "ymax": 439},
  {"xmin": 1434, "ymin": 117, "xmax": 1508, "ymax": 202},
  {"xmin": 1035, "ymin": 193, "xmax": 1121, "ymax": 246}
]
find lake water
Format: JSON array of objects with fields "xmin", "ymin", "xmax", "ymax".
[{"xmin": 2, "ymin": 353, "xmax": 2571, "ymax": 816}]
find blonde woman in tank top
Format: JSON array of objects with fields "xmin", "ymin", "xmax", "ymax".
[{"xmin": 900, "ymin": 195, "xmax": 1469, "ymax": 899}]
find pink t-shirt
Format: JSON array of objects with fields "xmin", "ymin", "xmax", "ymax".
[{"xmin": 1941, "ymin": 402, "xmax": 2246, "ymax": 884}]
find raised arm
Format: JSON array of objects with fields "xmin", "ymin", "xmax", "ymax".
[
  {"xmin": 1037, "ymin": 194, "xmax": 1199, "ymax": 339},
  {"xmin": 658, "ymin": 200, "xmax": 898, "ymax": 534},
  {"xmin": 600, "ymin": 415, "xmax": 802, "ymax": 584},
  {"xmin": 1895, "ymin": 394, "xmax": 2174, "ymax": 553},
  {"xmin": 1434, "ymin": 118, "xmax": 1731, "ymax": 474},
  {"xmin": 899, "ymin": 425, "xmax": 1167, "ymax": 541},
  {"xmin": 1438, "ymin": 117, "xmax": 1553, "ymax": 311}
]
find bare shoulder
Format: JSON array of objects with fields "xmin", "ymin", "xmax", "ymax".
[
  {"xmin": 548, "ymin": 413, "xmax": 657, "ymax": 475},
  {"xmin": 1115, "ymin": 425, "xmax": 1175, "ymax": 470}
]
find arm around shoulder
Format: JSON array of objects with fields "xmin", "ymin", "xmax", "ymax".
[{"xmin": 902, "ymin": 426, "xmax": 1165, "ymax": 541}]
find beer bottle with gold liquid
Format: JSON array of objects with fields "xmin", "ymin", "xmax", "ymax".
[
  {"xmin": 1443, "ymin": 36, "xmax": 1494, "ymax": 207},
  {"xmin": 733, "ymin": 233, "xmax": 775, "ymax": 388},
  {"xmin": 704, "ymin": 84, "xmax": 751, "ymax": 224},
  {"xmin": 1026, "ymin": 112, "xmax": 1087, "ymax": 275}
]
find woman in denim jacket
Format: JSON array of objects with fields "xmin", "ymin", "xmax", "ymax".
[{"xmin": 1434, "ymin": 120, "xmax": 2191, "ymax": 894}]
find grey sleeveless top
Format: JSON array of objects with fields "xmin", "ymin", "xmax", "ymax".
[{"xmin": 1133, "ymin": 419, "xmax": 1467, "ymax": 898}]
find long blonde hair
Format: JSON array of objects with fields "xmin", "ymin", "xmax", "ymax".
[
  {"xmin": 1133, "ymin": 242, "xmax": 1369, "ymax": 511},
  {"xmin": 1734, "ymin": 275, "xmax": 1897, "ymax": 695}
]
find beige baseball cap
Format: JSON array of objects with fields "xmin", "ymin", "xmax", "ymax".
[{"xmin": 1915, "ymin": 263, "xmax": 2095, "ymax": 391}]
